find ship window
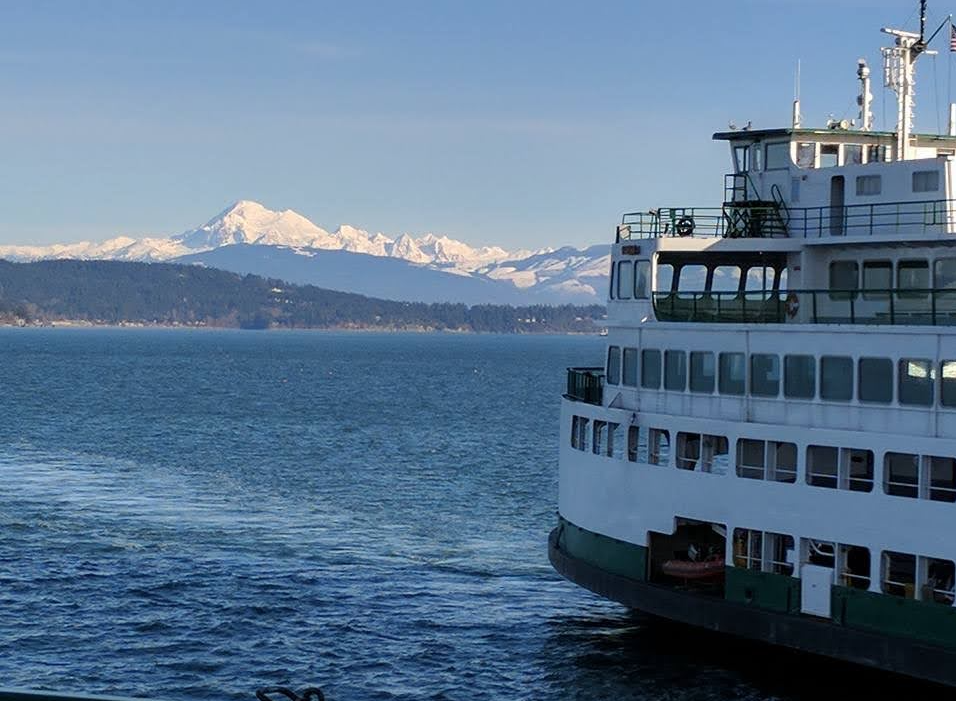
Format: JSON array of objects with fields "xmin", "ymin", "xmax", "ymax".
[
  {"xmin": 926, "ymin": 558, "xmax": 956, "ymax": 604},
  {"xmin": 607, "ymin": 346, "xmax": 621, "ymax": 385},
  {"xmin": 634, "ymin": 260, "xmax": 651, "ymax": 299},
  {"xmin": 862, "ymin": 260, "xmax": 892, "ymax": 299},
  {"xmin": 744, "ymin": 266, "xmax": 777, "ymax": 298},
  {"xmin": 844, "ymin": 144, "xmax": 863, "ymax": 165},
  {"xmin": 732, "ymin": 528, "xmax": 763, "ymax": 570},
  {"xmin": 733, "ymin": 529, "xmax": 794, "ymax": 574},
  {"xmin": 733, "ymin": 145, "xmax": 750, "ymax": 173},
  {"xmin": 796, "ymin": 142, "xmax": 815, "ymax": 168},
  {"xmin": 765, "ymin": 142, "xmax": 791, "ymax": 170},
  {"xmin": 913, "ymin": 170, "xmax": 940, "ymax": 192},
  {"xmin": 845, "ymin": 448, "xmax": 874, "ymax": 492},
  {"xmin": 664, "ymin": 350, "xmax": 687, "ymax": 391},
  {"xmin": 856, "ymin": 174, "xmax": 882, "ymax": 196},
  {"xmin": 617, "ymin": 261, "xmax": 634, "ymax": 300},
  {"xmin": 712, "ymin": 265, "xmax": 742, "ymax": 292},
  {"xmin": 838, "ymin": 545, "xmax": 871, "ymax": 590},
  {"xmin": 627, "ymin": 425, "xmax": 640, "ymax": 462},
  {"xmin": 648, "ymin": 428, "xmax": 670, "ymax": 466},
  {"xmin": 641, "ymin": 349, "xmax": 662, "ymax": 389},
  {"xmin": 607, "ymin": 422, "xmax": 620, "ymax": 458},
  {"xmin": 885, "ymin": 452, "xmax": 919, "ymax": 498},
  {"xmin": 882, "ymin": 552, "xmax": 916, "ymax": 598},
  {"xmin": 858, "ymin": 357, "xmax": 893, "ymax": 403},
  {"xmin": 784, "ymin": 354, "xmax": 816, "ymax": 398},
  {"xmin": 656, "ymin": 263, "xmax": 675, "ymax": 292},
  {"xmin": 677, "ymin": 264, "xmax": 708, "ymax": 293},
  {"xmin": 820, "ymin": 144, "xmax": 839, "ymax": 168},
  {"xmin": 929, "ymin": 456, "xmax": 956, "ymax": 502},
  {"xmin": 622, "ymin": 348, "xmax": 638, "ymax": 387},
  {"xmin": 689, "ymin": 351, "xmax": 716, "ymax": 393},
  {"xmin": 751, "ymin": 353, "xmax": 780, "ymax": 397},
  {"xmin": 751, "ymin": 144, "xmax": 763, "ymax": 171},
  {"xmin": 898, "ymin": 259, "xmax": 930, "ymax": 297},
  {"xmin": 899, "ymin": 358, "xmax": 934, "ymax": 406},
  {"xmin": 821, "ymin": 355, "xmax": 853, "ymax": 401},
  {"xmin": 935, "ymin": 258, "xmax": 956, "ymax": 289},
  {"xmin": 829, "ymin": 261, "xmax": 858, "ymax": 300},
  {"xmin": 942, "ymin": 361, "xmax": 956, "ymax": 406},
  {"xmin": 737, "ymin": 439, "xmax": 766, "ymax": 480},
  {"xmin": 805, "ymin": 539, "xmax": 835, "ymax": 568},
  {"xmin": 807, "ymin": 445, "xmax": 839, "ymax": 489},
  {"xmin": 866, "ymin": 144, "xmax": 887, "ymax": 163},
  {"xmin": 773, "ymin": 442, "xmax": 798, "ymax": 483},
  {"xmin": 735, "ymin": 439, "xmax": 796, "ymax": 482},
  {"xmin": 592, "ymin": 420, "xmax": 607, "ymax": 455},
  {"xmin": 718, "ymin": 352, "xmax": 746, "ymax": 395},
  {"xmin": 677, "ymin": 433, "xmax": 729, "ymax": 474},
  {"xmin": 571, "ymin": 416, "xmax": 590, "ymax": 451}
]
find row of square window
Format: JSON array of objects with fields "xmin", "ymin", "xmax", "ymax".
[
  {"xmin": 829, "ymin": 257, "xmax": 956, "ymax": 295},
  {"xmin": 569, "ymin": 417, "xmax": 956, "ymax": 503},
  {"xmin": 740, "ymin": 529, "xmax": 954, "ymax": 605},
  {"xmin": 607, "ymin": 345, "xmax": 956, "ymax": 406}
]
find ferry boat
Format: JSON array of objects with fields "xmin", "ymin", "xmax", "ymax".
[{"xmin": 549, "ymin": 3, "xmax": 956, "ymax": 686}]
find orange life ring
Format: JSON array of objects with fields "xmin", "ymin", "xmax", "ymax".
[{"xmin": 786, "ymin": 292, "xmax": 799, "ymax": 319}]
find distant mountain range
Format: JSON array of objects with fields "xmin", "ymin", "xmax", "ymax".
[{"xmin": 0, "ymin": 201, "xmax": 610, "ymax": 305}]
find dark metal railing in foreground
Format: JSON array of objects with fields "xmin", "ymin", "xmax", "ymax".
[
  {"xmin": 653, "ymin": 288, "xmax": 956, "ymax": 325},
  {"xmin": 617, "ymin": 199, "xmax": 956, "ymax": 241},
  {"xmin": 567, "ymin": 367, "xmax": 604, "ymax": 404}
]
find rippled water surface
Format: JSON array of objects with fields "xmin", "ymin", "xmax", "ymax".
[{"xmin": 0, "ymin": 329, "xmax": 929, "ymax": 700}]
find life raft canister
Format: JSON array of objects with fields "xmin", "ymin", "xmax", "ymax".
[{"xmin": 786, "ymin": 291, "xmax": 799, "ymax": 319}]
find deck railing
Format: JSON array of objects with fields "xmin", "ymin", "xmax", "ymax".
[
  {"xmin": 566, "ymin": 367, "xmax": 604, "ymax": 405},
  {"xmin": 617, "ymin": 199, "xmax": 956, "ymax": 241},
  {"xmin": 653, "ymin": 288, "xmax": 956, "ymax": 325}
]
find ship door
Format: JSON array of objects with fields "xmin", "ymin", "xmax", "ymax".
[
  {"xmin": 800, "ymin": 564, "xmax": 833, "ymax": 617},
  {"xmin": 829, "ymin": 175, "xmax": 845, "ymax": 236}
]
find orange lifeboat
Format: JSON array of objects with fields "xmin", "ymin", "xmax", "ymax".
[{"xmin": 661, "ymin": 557, "xmax": 725, "ymax": 581}]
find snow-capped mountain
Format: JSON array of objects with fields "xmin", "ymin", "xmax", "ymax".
[{"xmin": 0, "ymin": 200, "xmax": 609, "ymax": 304}]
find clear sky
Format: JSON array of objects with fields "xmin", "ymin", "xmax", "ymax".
[{"xmin": 0, "ymin": 0, "xmax": 949, "ymax": 250}]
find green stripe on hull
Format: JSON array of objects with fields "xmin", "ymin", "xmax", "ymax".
[
  {"xmin": 832, "ymin": 586, "xmax": 956, "ymax": 650},
  {"xmin": 725, "ymin": 567, "xmax": 801, "ymax": 614},
  {"xmin": 556, "ymin": 516, "xmax": 647, "ymax": 581}
]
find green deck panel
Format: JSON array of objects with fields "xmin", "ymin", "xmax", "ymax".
[
  {"xmin": 832, "ymin": 585, "xmax": 956, "ymax": 649},
  {"xmin": 557, "ymin": 516, "xmax": 647, "ymax": 582},
  {"xmin": 724, "ymin": 567, "xmax": 801, "ymax": 614}
]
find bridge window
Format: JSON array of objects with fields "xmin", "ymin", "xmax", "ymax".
[
  {"xmin": 796, "ymin": 142, "xmax": 815, "ymax": 168},
  {"xmin": 858, "ymin": 357, "xmax": 893, "ymax": 403},
  {"xmin": 784, "ymin": 354, "xmax": 816, "ymax": 398},
  {"xmin": 899, "ymin": 358, "xmax": 934, "ymax": 406},
  {"xmin": 913, "ymin": 170, "xmax": 940, "ymax": 192},
  {"xmin": 821, "ymin": 355, "xmax": 853, "ymax": 401},
  {"xmin": 820, "ymin": 144, "xmax": 839, "ymax": 168},
  {"xmin": 712, "ymin": 265, "xmax": 742, "ymax": 292},
  {"xmin": 607, "ymin": 346, "xmax": 621, "ymax": 385},
  {"xmin": 635, "ymin": 260, "xmax": 651, "ymax": 299},
  {"xmin": 862, "ymin": 260, "xmax": 892, "ymax": 299},
  {"xmin": 765, "ymin": 141, "xmax": 791, "ymax": 170},
  {"xmin": 719, "ymin": 352, "xmax": 746, "ymax": 395},
  {"xmin": 664, "ymin": 350, "xmax": 687, "ymax": 391},
  {"xmin": 677, "ymin": 264, "xmax": 708, "ymax": 293},
  {"xmin": 656, "ymin": 263, "xmax": 675, "ymax": 292},
  {"xmin": 641, "ymin": 349, "xmax": 662, "ymax": 389},
  {"xmin": 751, "ymin": 353, "xmax": 780, "ymax": 397},
  {"xmin": 882, "ymin": 551, "xmax": 916, "ymax": 598},
  {"xmin": 622, "ymin": 347, "xmax": 638, "ymax": 387},
  {"xmin": 942, "ymin": 361, "xmax": 956, "ymax": 406},
  {"xmin": 616, "ymin": 261, "xmax": 634, "ymax": 300},
  {"xmin": 733, "ymin": 145, "xmax": 750, "ymax": 173},
  {"xmin": 856, "ymin": 174, "xmax": 882, "ymax": 196},
  {"xmin": 690, "ymin": 351, "xmax": 716, "ymax": 393},
  {"xmin": 844, "ymin": 144, "xmax": 863, "ymax": 165}
]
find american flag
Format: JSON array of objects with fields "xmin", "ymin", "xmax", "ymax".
[{"xmin": 951, "ymin": 22, "xmax": 956, "ymax": 51}]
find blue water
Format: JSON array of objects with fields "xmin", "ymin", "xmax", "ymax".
[{"xmin": 0, "ymin": 330, "xmax": 925, "ymax": 700}]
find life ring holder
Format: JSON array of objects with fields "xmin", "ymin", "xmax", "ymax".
[
  {"xmin": 675, "ymin": 216, "xmax": 695, "ymax": 237},
  {"xmin": 786, "ymin": 292, "xmax": 799, "ymax": 319}
]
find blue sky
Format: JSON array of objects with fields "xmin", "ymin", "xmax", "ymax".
[{"xmin": 0, "ymin": 0, "xmax": 947, "ymax": 249}]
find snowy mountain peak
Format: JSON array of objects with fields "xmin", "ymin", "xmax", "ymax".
[{"xmin": 175, "ymin": 200, "xmax": 335, "ymax": 250}]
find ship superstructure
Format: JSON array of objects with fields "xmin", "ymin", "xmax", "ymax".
[{"xmin": 549, "ymin": 5, "xmax": 956, "ymax": 684}]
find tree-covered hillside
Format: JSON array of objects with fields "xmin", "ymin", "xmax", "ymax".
[{"xmin": 0, "ymin": 259, "xmax": 605, "ymax": 333}]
